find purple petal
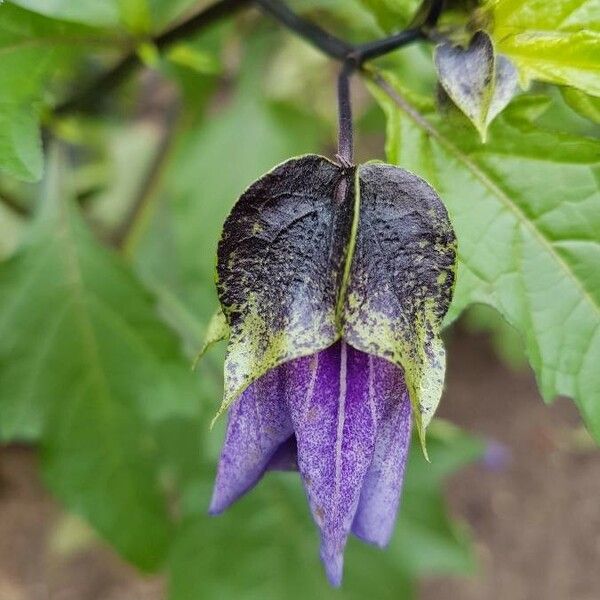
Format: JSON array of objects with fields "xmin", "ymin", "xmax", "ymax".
[
  {"xmin": 209, "ymin": 368, "xmax": 293, "ymax": 515},
  {"xmin": 352, "ymin": 357, "xmax": 411, "ymax": 547},
  {"xmin": 266, "ymin": 436, "xmax": 298, "ymax": 471},
  {"xmin": 284, "ymin": 341, "xmax": 378, "ymax": 586}
]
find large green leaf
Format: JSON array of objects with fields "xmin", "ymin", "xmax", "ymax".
[
  {"xmin": 168, "ymin": 424, "xmax": 481, "ymax": 599},
  {"xmin": 0, "ymin": 3, "xmax": 119, "ymax": 180},
  {"xmin": 369, "ymin": 72, "xmax": 600, "ymax": 440},
  {"xmin": 485, "ymin": 0, "xmax": 600, "ymax": 96},
  {"xmin": 0, "ymin": 149, "xmax": 201, "ymax": 568}
]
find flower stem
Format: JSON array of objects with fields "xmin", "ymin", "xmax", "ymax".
[{"xmin": 337, "ymin": 62, "xmax": 355, "ymax": 166}]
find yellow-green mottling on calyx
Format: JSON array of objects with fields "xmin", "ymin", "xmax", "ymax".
[
  {"xmin": 214, "ymin": 155, "xmax": 456, "ymax": 449},
  {"xmin": 214, "ymin": 155, "xmax": 353, "ymax": 424},
  {"xmin": 192, "ymin": 308, "xmax": 229, "ymax": 371}
]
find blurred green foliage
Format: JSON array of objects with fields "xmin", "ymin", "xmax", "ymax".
[{"xmin": 0, "ymin": 0, "xmax": 598, "ymax": 597}]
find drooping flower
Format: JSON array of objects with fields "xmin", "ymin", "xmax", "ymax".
[
  {"xmin": 207, "ymin": 155, "xmax": 456, "ymax": 586},
  {"xmin": 210, "ymin": 341, "xmax": 411, "ymax": 585}
]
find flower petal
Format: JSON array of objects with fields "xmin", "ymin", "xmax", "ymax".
[
  {"xmin": 284, "ymin": 342, "xmax": 378, "ymax": 586},
  {"xmin": 352, "ymin": 357, "xmax": 411, "ymax": 547},
  {"xmin": 209, "ymin": 369, "xmax": 293, "ymax": 515},
  {"xmin": 266, "ymin": 436, "xmax": 298, "ymax": 471}
]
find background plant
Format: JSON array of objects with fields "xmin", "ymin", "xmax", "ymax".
[{"xmin": 0, "ymin": 0, "xmax": 598, "ymax": 598}]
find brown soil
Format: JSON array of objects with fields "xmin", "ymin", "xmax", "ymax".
[
  {"xmin": 0, "ymin": 332, "xmax": 598, "ymax": 600},
  {"xmin": 422, "ymin": 332, "xmax": 600, "ymax": 600}
]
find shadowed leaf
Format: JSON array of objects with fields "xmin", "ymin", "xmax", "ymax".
[{"xmin": 0, "ymin": 149, "xmax": 201, "ymax": 568}]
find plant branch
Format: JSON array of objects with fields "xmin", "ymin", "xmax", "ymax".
[
  {"xmin": 0, "ymin": 188, "xmax": 31, "ymax": 217},
  {"xmin": 56, "ymin": 0, "xmax": 445, "ymax": 115},
  {"xmin": 56, "ymin": 0, "xmax": 251, "ymax": 115},
  {"xmin": 423, "ymin": 0, "xmax": 444, "ymax": 27},
  {"xmin": 258, "ymin": 0, "xmax": 444, "ymax": 66},
  {"xmin": 255, "ymin": 0, "xmax": 352, "ymax": 59},
  {"xmin": 111, "ymin": 102, "xmax": 180, "ymax": 251},
  {"xmin": 350, "ymin": 28, "xmax": 423, "ymax": 63}
]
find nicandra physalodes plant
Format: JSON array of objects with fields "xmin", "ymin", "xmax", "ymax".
[{"xmin": 208, "ymin": 154, "xmax": 456, "ymax": 585}]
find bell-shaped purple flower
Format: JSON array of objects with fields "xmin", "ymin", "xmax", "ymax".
[
  {"xmin": 209, "ymin": 156, "xmax": 456, "ymax": 586},
  {"xmin": 209, "ymin": 341, "xmax": 411, "ymax": 586}
]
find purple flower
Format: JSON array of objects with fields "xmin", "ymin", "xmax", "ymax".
[
  {"xmin": 210, "ymin": 341, "xmax": 411, "ymax": 586},
  {"xmin": 208, "ymin": 155, "xmax": 456, "ymax": 586}
]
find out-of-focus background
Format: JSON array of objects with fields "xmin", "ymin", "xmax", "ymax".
[{"xmin": 1, "ymin": 0, "xmax": 599, "ymax": 598}]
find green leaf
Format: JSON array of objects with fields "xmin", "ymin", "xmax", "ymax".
[
  {"xmin": 168, "ymin": 427, "xmax": 481, "ymax": 599},
  {"xmin": 0, "ymin": 149, "xmax": 201, "ymax": 568},
  {"xmin": 434, "ymin": 31, "xmax": 518, "ymax": 141},
  {"xmin": 9, "ymin": 0, "xmax": 121, "ymax": 27},
  {"xmin": 192, "ymin": 307, "xmax": 229, "ymax": 369},
  {"xmin": 147, "ymin": 0, "xmax": 204, "ymax": 29},
  {"xmin": 357, "ymin": 0, "xmax": 420, "ymax": 32},
  {"xmin": 0, "ymin": 3, "xmax": 118, "ymax": 180},
  {"xmin": 485, "ymin": 0, "xmax": 600, "ymax": 96},
  {"xmin": 10, "ymin": 0, "xmax": 207, "ymax": 30},
  {"xmin": 0, "ymin": 103, "xmax": 43, "ymax": 181},
  {"xmin": 0, "ymin": 4, "xmax": 115, "ymax": 102},
  {"xmin": 369, "ymin": 71, "xmax": 600, "ymax": 440},
  {"xmin": 118, "ymin": 0, "xmax": 152, "ymax": 33},
  {"xmin": 167, "ymin": 43, "xmax": 222, "ymax": 75},
  {"xmin": 561, "ymin": 87, "xmax": 600, "ymax": 124}
]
